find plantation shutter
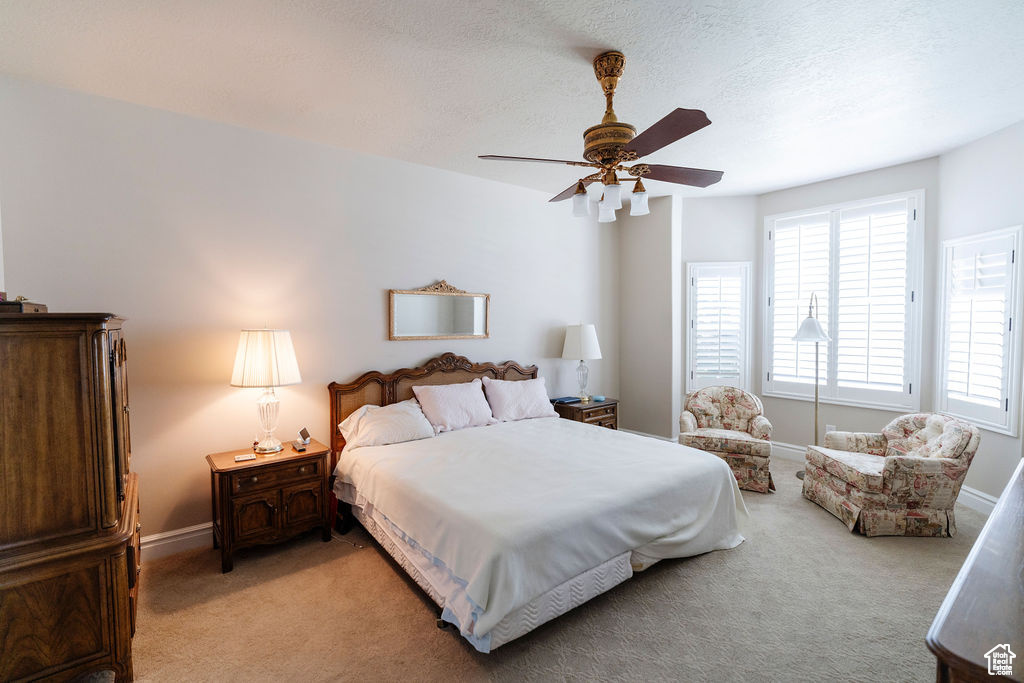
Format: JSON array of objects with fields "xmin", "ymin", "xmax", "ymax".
[
  {"xmin": 769, "ymin": 212, "xmax": 830, "ymax": 387},
  {"xmin": 835, "ymin": 198, "xmax": 910, "ymax": 396},
  {"xmin": 764, "ymin": 190, "xmax": 922, "ymax": 410},
  {"xmin": 687, "ymin": 262, "xmax": 750, "ymax": 391},
  {"xmin": 940, "ymin": 228, "xmax": 1021, "ymax": 432}
]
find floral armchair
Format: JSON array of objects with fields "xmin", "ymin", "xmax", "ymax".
[
  {"xmin": 678, "ymin": 386, "xmax": 775, "ymax": 493},
  {"xmin": 802, "ymin": 413, "xmax": 980, "ymax": 537}
]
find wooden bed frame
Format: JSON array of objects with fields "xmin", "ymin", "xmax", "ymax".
[{"xmin": 327, "ymin": 352, "xmax": 538, "ymax": 529}]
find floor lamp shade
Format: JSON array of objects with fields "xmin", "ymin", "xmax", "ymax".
[
  {"xmin": 792, "ymin": 316, "xmax": 830, "ymax": 343},
  {"xmin": 231, "ymin": 329, "xmax": 301, "ymax": 454}
]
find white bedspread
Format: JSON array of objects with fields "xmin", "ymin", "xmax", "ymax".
[{"xmin": 334, "ymin": 417, "xmax": 746, "ymax": 642}]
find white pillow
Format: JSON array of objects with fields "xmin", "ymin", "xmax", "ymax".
[
  {"xmin": 412, "ymin": 379, "xmax": 496, "ymax": 433},
  {"xmin": 482, "ymin": 376, "xmax": 558, "ymax": 422},
  {"xmin": 339, "ymin": 398, "xmax": 435, "ymax": 451}
]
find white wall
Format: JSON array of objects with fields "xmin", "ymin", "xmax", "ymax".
[
  {"xmin": 618, "ymin": 195, "xmax": 758, "ymax": 439},
  {"xmin": 0, "ymin": 76, "xmax": 619, "ymax": 535},
  {"xmin": 937, "ymin": 120, "xmax": 1024, "ymax": 497},
  {"xmin": 618, "ymin": 196, "xmax": 681, "ymax": 436},
  {"xmin": 678, "ymin": 196, "xmax": 759, "ymax": 397}
]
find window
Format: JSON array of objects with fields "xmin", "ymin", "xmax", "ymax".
[
  {"xmin": 764, "ymin": 191, "xmax": 923, "ymax": 410},
  {"xmin": 937, "ymin": 226, "xmax": 1023, "ymax": 435},
  {"xmin": 687, "ymin": 262, "xmax": 751, "ymax": 391}
]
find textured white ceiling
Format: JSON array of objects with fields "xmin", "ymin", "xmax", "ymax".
[{"xmin": 1, "ymin": 0, "xmax": 1023, "ymax": 198}]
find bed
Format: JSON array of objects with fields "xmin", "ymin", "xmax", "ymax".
[{"xmin": 328, "ymin": 353, "xmax": 747, "ymax": 652}]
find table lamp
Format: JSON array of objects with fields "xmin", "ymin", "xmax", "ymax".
[
  {"xmin": 792, "ymin": 293, "xmax": 830, "ymax": 479},
  {"xmin": 231, "ymin": 328, "xmax": 302, "ymax": 454},
  {"xmin": 562, "ymin": 324, "xmax": 602, "ymax": 403}
]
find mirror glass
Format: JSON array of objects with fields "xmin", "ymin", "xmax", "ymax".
[{"xmin": 389, "ymin": 283, "xmax": 489, "ymax": 340}]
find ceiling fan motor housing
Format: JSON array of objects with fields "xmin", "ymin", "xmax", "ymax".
[{"xmin": 583, "ymin": 121, "xmax": 636, "ymax": 164}]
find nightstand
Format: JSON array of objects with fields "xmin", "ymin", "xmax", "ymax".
[
  {"xmin": 553, "ymin": 398, "xmax": 618, "ymax": 430},
  {"xmin": 206, "ymin": 440, "xmax": 331, "ymax": 573}
]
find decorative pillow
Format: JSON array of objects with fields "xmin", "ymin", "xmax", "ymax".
[
  {"xmin": 412, "ymin": 379, "xmax": 496, "ymax": 433},
  {"xmin": 339, "ymin": 398, "xmax": 434, "ymax": 451},
  {"xmin": 482, "ymin": 376, "xmax": 558, "ymax": 422}
]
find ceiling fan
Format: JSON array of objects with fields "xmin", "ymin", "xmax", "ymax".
[{"xmin": 479, "ymin": 51, "xmax": 723, "ymax": 222}]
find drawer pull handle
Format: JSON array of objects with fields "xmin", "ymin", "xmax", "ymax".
[
  {"xmin": 249, "ymin": 476, "xmax": 259, "ymax": 484},
  {"xmin": 136, "ymin": 522, "xmax": 141, "ymax": 533},
  {"xmin": 299, "ymin": 466, "xmax": 308, "ymax": 474}
]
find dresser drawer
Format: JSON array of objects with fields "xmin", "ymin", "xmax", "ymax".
[
  {"xmin": 582, "ymin": 404, "xmax": 616, "ymax": 421},
  {"xmin": 231, "ymin": 458, "xmax": 320, "ymax": 494}
]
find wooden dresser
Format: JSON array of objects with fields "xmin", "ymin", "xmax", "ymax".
[
  {"xmin": 927, "ymin": 457, "xmax": 1023, "ymax": 682},
  {"xmin": 0, "ymin": 313, "xmax": 139, "ymax": 682}
]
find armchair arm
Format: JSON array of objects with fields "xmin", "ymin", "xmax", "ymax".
[
  {"xmin": 679, "ymin": 410, "xmax": 698, "ymax": 433},
  {"xmin": 748, "ymin": 415, "xmax": 772, "ymax": 440},
  {"xmin": 883, "ymin": 455, "xmax": 971, "ymax": 504},
  {"xmin": 823, "ymin": 431, "xmax": 887, "ymax": 455}
]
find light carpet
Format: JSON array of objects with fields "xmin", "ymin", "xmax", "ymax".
[{"xmin": 134, "ymin": 458, "xmax": 984, "ymax": 682}]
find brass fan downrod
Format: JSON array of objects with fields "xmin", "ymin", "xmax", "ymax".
[{"xmin": 583, "ymin": 51, "xmax": 637, "ymax": 166}]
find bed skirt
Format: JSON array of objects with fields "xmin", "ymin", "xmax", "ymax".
[{"xmin": 352, "ymin": 504, "xmax": 635, "ymax": 652}]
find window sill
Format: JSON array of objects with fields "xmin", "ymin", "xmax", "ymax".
[{"xmin": 762, "ymin": 389, "xmax": 919, "ymax": 413}]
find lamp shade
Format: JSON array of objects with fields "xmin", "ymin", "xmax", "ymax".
[
  {"xmin": 792, "ymin": 316, "xmax": 830, "ymax": 343},
  {"xmin": 562, "ymin": 324, "xmax": 602, "ymax": 360},
  {"xmin": 230, "ymin": 329, "xmax": 302, "ymax": 387}
]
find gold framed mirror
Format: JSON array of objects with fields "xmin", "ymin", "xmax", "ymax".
[{"xmin": 388, "ymin": 280, "xmax": 490, "ymax": 341}]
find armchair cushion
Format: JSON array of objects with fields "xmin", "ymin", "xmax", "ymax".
[
  {"xmin": 882, "ymin": 413, "xmax": 972, "ymax": 459},
  {"xmin": 679, "ymin": 410, "xmax": 698, "ymax": 434},
  {"xmin": 679, "ymin": 428, "xmax": 771, "ymax": 458},
  {"xmin": 823, "ymin": 431, "xmax": 887, "ymax": 456},
  {"xmin": 685, "ymin": 386, "xmax": 765, "ymax": 433},
  {"xmin": 805, "ymin": 445, "xmax": 885, "ymax": 493}
]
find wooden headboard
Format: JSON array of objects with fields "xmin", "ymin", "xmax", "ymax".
[{"xmin": 327, "ymin": 352, "xmax": 538, "ymax": 468}]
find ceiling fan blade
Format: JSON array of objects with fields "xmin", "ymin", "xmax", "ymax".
[
  {"xmin": 643, "ymin": 164, "xmax": 724, "ymax": 188},
  {"xmin": 480, "ymin": 155, "xmax": 583, "ymax": 165},
  {"xmin": 549, "ymin": 179, "xmax": 594, "ymax": 202},
  {"xmin": 624, "ymin": 108, "xmax": 712, "ymax": 158}
]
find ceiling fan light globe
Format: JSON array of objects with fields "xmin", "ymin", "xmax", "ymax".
[
  {"xmin": 629, "ymin": 191, "xmax": 649, "ymax": 216},
  {"xmin": 597, "ymin": 201, "xmax": 616, "ymax": 223},
  {"xmin": 572, "ymin": 191, "xmax": 590, "ymax": 217},
  {"xmin": 604, "ymin": 183, "xmax": 623, "ymax": 210}
]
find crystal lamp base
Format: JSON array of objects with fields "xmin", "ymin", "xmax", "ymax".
[{"xmin": 254, "ymin": 387, "xmax": 283, "ymax": 454}]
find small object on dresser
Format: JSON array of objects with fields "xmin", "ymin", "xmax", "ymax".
[
  {"xmin": 551, "ymin": 396, "xmax": 581, "ymax": 404},
  {"xmin": 592, "ymin": 395, "xmax": 606, "ymax": 402},
  {"xmin": 234, "ymin": 453, "xmax": 257, "ymax": 462},
  {"xmin": 0, "ymin": 297, "xmax": 48, "ymax": 313},
  {"xmin": 292, "ymin": 441, "xmax": 307, "ymax": 452},
  {"xmin": 298, "ymin": 427, "xmax": 311, "ymax": 444}
]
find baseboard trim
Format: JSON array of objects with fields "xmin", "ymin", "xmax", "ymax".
[
  {"xmin": 957, "ymin": 485, "xmax": 997, "ymax": 516},
  {"xmin": 771, "ymin": 441, "xmax": 995, "ymax": 516},
  {"xmin": 620, "ymin": 428, "xmax": 674, "ymax": 442},
  {"xmin": 771, "ymin": 441, "xmax": 806, "ymax": 462},
  {"xmin": 141, "ymin": 522, "xmax": 211, "ymax": 560}
]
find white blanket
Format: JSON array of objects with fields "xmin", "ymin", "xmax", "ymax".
[{"xmin": 334, "ymin": 417, "xmax": 746, "ymax": 641}]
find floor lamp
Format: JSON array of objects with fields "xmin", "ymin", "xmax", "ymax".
[{"xmin": 792, "ymin": 293, "xmax": 830, "ymax": 480}]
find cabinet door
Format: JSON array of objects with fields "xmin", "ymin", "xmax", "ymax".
[
  {"xmin": 281, "ymin": 482, "xmax": 323, "ymax": 531},
  {"xmin": 232, "ymin": 491, "xmax": 279, "ymax": 542}
]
